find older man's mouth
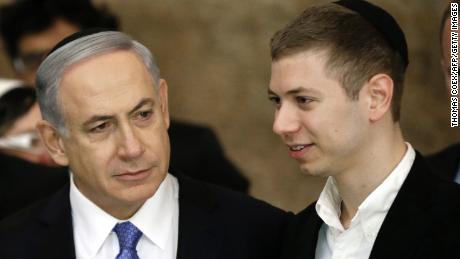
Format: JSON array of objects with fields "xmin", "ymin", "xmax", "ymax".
[{"xmin": 114, "ymin": 168, "xmax": 152, "ymax": 181}]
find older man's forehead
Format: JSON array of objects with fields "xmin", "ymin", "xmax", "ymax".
[
  {"xmin": 82, "ymin": 98, "xmax": 156, "ymax": 125},
  {"xmin": 57, "ymin": 50, "xmax": 157, "ymax": 123}
]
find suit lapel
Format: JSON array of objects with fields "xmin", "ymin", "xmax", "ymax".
[
  {"xmin": 34, "ymin": 174, "xmax": 224, "ymax": 259},
  {"xmin": 294, "ymin": 206, "xmax": 323, "ymax": 259},
  {"xmin": 37, "ymin": 184, "xmax": 76, "ymax": 259},
  {"xmin": 176, "ymin": 175, "xmax": 224, "ymax": 259},
  {"xmin": 369, "ymin": 153, "xmax": 434, "ymax": 259}
]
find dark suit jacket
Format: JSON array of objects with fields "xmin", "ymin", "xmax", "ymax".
[
  {"xmin": 0, "ymin": 174, "xmax": 288, "ymax": 259},
  {"xmin": 281, "ymin": 153, "xmax": 460, "ymax": 259},
  {"xmin": 169, "ymin": 120, "xmax": 249, "ymax": 192},
  {"xmin": 0, "ymin": 153, "xmax": 68, "ymax": 220},
  {"xmin": 427, "ymin": 143, "xmax": 460, "ymax": 182}
]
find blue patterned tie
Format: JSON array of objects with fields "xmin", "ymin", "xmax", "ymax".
[{"xmin": 113, "ymin": 221, "xmax": 143, "ymax": 259}]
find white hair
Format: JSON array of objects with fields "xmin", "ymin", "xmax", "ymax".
[{"xmin": 36, "ymin": 31, "xmax": 161, "ymax": 134}]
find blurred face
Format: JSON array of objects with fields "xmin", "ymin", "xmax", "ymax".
[
  {"xmin": 441, "ymin": 18, "xmax": 453, "ymax": 94},
  {"xmin": 1, "ymin": 103, "xmax": 55, "ymax": 166},
  {"xmin": 269, "ymin": 51, "xmax": 369, "ymax": 177},
  {"xmin": 15, "ymin": 19, "xmax": 79, "ymax": 85},
  {"xmin": 54, "ymin": 50, "xmax": 170, "ymax": 218}
]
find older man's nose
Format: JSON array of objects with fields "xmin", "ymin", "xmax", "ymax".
[{"xmin": 117, "ymin": 125, "xmax": 145, "ymax": 160}]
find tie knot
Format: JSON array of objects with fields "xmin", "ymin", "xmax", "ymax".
[{"xmin": 113, "ymin": 221, "xmax": 143, "ymax": 249}]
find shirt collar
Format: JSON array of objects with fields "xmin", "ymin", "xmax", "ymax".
[
  {"xmin": 357, "ymin": 143, "xmax": 415, "ymax": 236},
  {"xmin": 316, "ymin": 143, "xmax": 416, "ymax": 237},
  {"xmin": 129, "ymin": 173, "xmax": 178, "ymax": 250},
  {"xmin": 315, "ymin": 177, "xmax": 343, "ymax": 231},
  {"xmin": 70, "ymin": 173, "xmax": 178, "ymax": 257}
]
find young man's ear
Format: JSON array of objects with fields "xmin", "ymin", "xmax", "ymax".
[
  {"xmin": 366, "ymin": 73, "xmax": 394, "ymax": 122},
  {"xmin": 158, "ymin": 78, "xmax": 170, "ymax": 129},
  {"xmin": 36, "ymin": 120, "xmax": 69, "ymax": 166}
]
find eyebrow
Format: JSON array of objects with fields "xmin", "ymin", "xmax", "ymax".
[
  {"xmin": 268, "ymin": 86, "xmax": 321, "ymax": 96},
  {"xmin": 128, "ymin": 98, "xmax": 155, "ymax": 115},
  {"xmin": 82, "ymin": 98, "xmax": 155, "ymax": 127}
]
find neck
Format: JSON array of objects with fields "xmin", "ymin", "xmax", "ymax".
[
  {"xmin": 335, "ymin": 124, "xmax": 406, "ymax": 227},
  {"xmin": 106, "ymin": 204, "xmax": 142, "ymax": 220},
  {"xmin": 73, "ymin": 178, "xmax": 144, "ymax": 220},
  {"xmin": 94, "ymin": 196, "xmax": 144, "ymax": 220}
]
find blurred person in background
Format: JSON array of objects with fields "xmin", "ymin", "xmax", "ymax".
[
  {"xmin": 427, "ymin": 0, "xmax": 460, "ymax": 184},
  {"xmin": 0, "ymin": 80, "xmax": 67, "ymax": 220},
  {"xmin": 0, "ymin": 85, "xmax": 55, "ymax": 166},
  {"xmin": 0, "ymin": 0, "xmax": 116, "ymax": 85},
  {"xmin": 0, "ymin": 0, "xmax": 249, "ymax": 192}
]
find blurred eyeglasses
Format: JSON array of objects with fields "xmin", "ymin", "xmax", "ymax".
[
  {"xmin": 0, "ymin": 131, "xmax": 42, "ymax": 153},
  {"xmin": 13, "ymin": 51, "xmax": 48, "ymax": 73}
]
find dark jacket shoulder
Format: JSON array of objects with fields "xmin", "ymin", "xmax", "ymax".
[
  {"xmin": 176, "ymin": 174, "xmax": 290, "ymax": 259},
  {"xmin": 281, "ymin": 202, "xmax": 321, "ymax": 259},
  {"xmin": 0, "ymin": 185, "xmax": 75, "ymax": 259},
  {"xmin": 178, "ymin": 173, "xmax": 288, "ymax": 226},
  {"xmin": 0, "ymin": 153, "xmax": 68, "ymax": 219},
  {"xmin": 427, "ymin": 143, "xmax": 460, "ymax": 181}
]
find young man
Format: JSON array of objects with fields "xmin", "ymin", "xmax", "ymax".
[
  {"xmin": 0, "ymin": 30, "xmax": 287, "ymax": 258},
  {"xmin": 268, "ymin": 1, "xmax": 460, "ymax": 258}
]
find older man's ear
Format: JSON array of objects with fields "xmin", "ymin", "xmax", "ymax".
[
  {"xmin": 158, "ymin": 78, "xmax": 170, "ymax": 129},
  {"xmin": 36, "ymin": 120, "xmax": 69, "ymax": 166}
]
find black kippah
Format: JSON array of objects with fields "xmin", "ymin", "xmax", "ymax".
[
  {"xmin": 334, "ymin": 0, "xmax": 409, "ymax": 69},
  {"xmin": 47, "ymin": 28, "xmax": 115, "ymax": 57}
]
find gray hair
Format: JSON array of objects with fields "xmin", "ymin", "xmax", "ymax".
[{"xmin": 36, "ymin": 31, "xmax": 161, "ymax": 134}]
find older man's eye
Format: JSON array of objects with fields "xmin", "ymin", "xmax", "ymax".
[
  {"xmin": 136, "ymin": 110, "xmax": 153, "ymax": 121},
  {"xmin": 91, "ymin": 122, "xmax": 111, "ymax": 133}
]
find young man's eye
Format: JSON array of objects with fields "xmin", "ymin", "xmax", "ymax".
[
  {"xmin": 268, "ymin": 96, "xmax": 281, "ymax": 107},
  {"xmin": 296, "ymin": 96, "xmax": 312, "ymax": 105}
]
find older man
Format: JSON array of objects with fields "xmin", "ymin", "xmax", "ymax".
[
  {"xmin": 0, "ymin": 0, "xmax": 249, "ymax": 194},
  {"xmin": 268, "ymin": 1, "xmax": 460, "ymax": 258},
  {"xmin": 0, "ymin": 30, "xmax": 287, "ymax": 259}
]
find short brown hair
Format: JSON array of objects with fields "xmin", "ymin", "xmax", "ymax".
[{"xmin": 270, "ymin": 4, "xmax": 406, "ymax": 121}]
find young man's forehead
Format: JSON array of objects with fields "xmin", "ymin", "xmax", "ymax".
[{"xmin": 268, "ymin": 86, "xmax": 322, "ymax": 96}]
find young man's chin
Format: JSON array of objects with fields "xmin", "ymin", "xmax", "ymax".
[
  {"xmin": 299, "ymin": 163, "xmax": 316, "ymax": 176},
  {"xmin": 299, "ymin": 161, "xmax": 329, "ymax": 178}
]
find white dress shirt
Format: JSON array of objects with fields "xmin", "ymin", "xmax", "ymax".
[
  {"xmin": 70, "ymin": 173, "xmax": 179, "ymax": 259},
  {"xmin": 315, "ymin": 143, "xmax": 416, "ymax": 259}
]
